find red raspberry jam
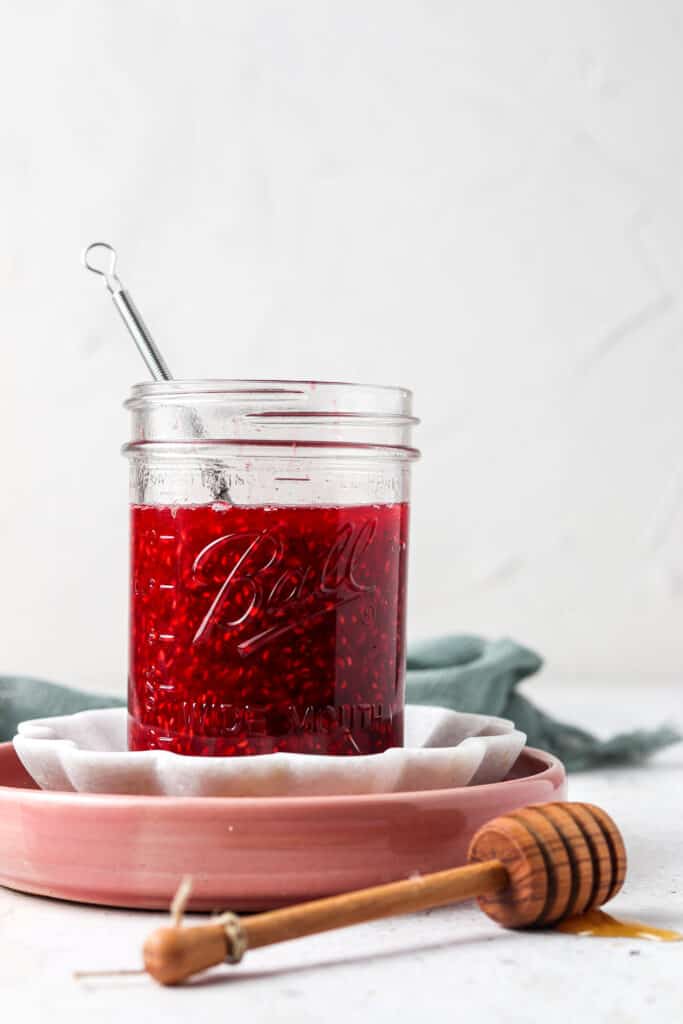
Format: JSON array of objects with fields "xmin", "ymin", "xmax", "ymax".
[{"xmin": 129, "ymin": 502, "xmax": 409, "ymax": 755}]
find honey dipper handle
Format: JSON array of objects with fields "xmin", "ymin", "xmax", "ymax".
[
  {"xmin": 242, "ymin": 860, "xmax": 508, "ymax": 950},
  {"xmin": 144, "ymin": 861, "xmax": 508, "ymax": 985}
]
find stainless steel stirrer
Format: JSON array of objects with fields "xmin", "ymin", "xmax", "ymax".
[
  {"xmin": 83, "ymin": 242, "xmax": 231, "ymax": 501},
  {"xmin": 83, "ymin": 242, "xmax": 172, "ymax": 381}
]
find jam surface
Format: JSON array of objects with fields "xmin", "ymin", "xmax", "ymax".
[{"xmin": 129, "ymin": 502, "xmax": 408, "ymax": 755}]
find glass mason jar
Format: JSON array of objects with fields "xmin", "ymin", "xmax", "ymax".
[{"xmin": 124, "ymin": 380, "xmax": 419, "ymax": 756}]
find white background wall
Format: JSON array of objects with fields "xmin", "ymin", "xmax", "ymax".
[{"xmin": 2, "ymin": 1, "xmax": 683, "ymax": 696}]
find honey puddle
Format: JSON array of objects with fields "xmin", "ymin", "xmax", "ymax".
[{"xmin": 556, "ymin": 910, "xmax": 682, "ymax": 942}]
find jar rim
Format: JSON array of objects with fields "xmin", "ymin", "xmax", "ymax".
[
  {"xmin": 125, "ymin": 378, "xmax": 419, "ymax": 458},
  {"xmin": 126, "ymin": 378, "xmax": 413, "ymax": 405}
]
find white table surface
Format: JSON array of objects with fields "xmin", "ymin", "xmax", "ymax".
[{"xmin": 2, "ymin": 684, "xmax": 681, "ymax": 1023}]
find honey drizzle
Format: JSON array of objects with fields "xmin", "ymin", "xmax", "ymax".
[{"xmin": 556, "ymin": 909, "xmax": 682, "ymax": 942}]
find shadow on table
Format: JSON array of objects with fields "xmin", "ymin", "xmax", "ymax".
[{"xmin": 188, "ymin": 930, "xmax": 505, "ymax": 988}]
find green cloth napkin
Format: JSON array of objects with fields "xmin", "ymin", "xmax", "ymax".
[
  {"xmin": 1, "ymin": 635, "xmax": 679, "ymax": 771},
  {"xmin": 406, "ymin": 636, "xmax": 680, "ymax": 771},
  {"xmin": 0, "ymin": 677, "xmax": 123, "ymax": 741}
]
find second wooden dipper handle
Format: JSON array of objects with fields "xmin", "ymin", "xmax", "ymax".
[{"xmin": 144, "ymin": 800, "xmax": 626, "ymax": 985}]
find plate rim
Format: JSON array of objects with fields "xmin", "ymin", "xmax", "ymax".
[{"xmin": 0, "ymin": 741, "xmax": 565, "ymax": 809}]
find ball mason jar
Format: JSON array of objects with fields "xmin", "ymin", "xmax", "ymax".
[{"xmin": 124, "ymin": 380, "xmax": 419, "ymax": 756}]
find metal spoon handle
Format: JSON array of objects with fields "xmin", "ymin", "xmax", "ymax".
[
  {"xmin": 111, "ymin": 287, "xmax": 172, "ymax": 381},
  {"xmin": 83, "ymin": 242, "xmax": 172, "ymax": 381}
]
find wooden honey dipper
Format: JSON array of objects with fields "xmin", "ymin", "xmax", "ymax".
[{"xmin": 144, "ymin": 801, "xmax": 626, "ymax": 986}]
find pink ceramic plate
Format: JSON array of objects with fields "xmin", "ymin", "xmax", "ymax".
[{"xmin": 0, "ymin": 742, "xmax": 566, "ymax": 911}]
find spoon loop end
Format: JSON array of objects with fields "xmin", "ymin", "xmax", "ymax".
[{"xmin": 83, "ymin": 241, "xmax": 120, "ymax": 292}]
